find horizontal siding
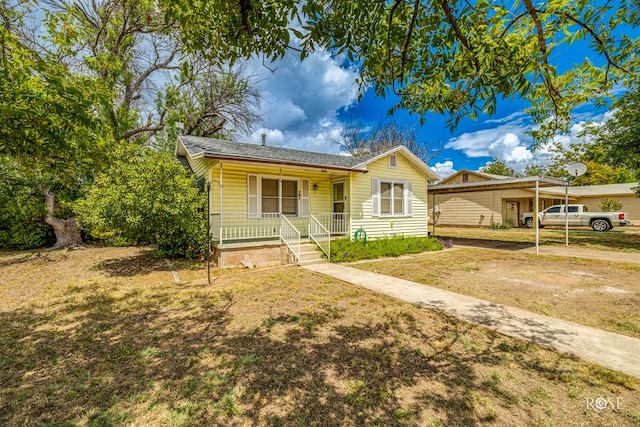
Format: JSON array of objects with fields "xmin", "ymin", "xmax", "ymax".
[
  {"xmin": 580, "ymin": 195, "xmax": 640, "ymax": 224},
  {"xmin": 210, "ymin": 163, "xmax": 346, "ymax": 217},
  {"xmin": 188, "ymin": 156, "xmax": 215, "ymax": 178},
  {"xmin": 442, "ymin": 172, "xmax": 493, "ymax": 184},
  {"xmin": 434, "ymin": 192, "xmax": 503, "ymax": 226},
  {"xmin": 351, "ymin": 153, "xmax": 428, "ymax": 238}
]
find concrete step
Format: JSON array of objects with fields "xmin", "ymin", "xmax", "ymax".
[
  {"xmin": 299, "ymin": 243, "xmax": 318, "ymax": 252},
  {"xmin": 298, "ymin": 259, "xmax": 327, "ymax": 266},
  {"xmin": 299, "ymin": 250, "xmax": 324, "ymax": 261}
]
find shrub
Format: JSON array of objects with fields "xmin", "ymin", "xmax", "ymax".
[
  {"xmin": 78, "ymin": 145, "xmax": 207, "ymax": 258},
  {"xmin": 329, "ymin": 235, "xmax": 443, "ymax": 262},
  {"xmin": 0, "ymin": 160, "xmax": 54, "ymax": 249},
  {"xmin": 491, "ymin": 222, "xmax": 512, "ymax": 230},
  {"xmin": 599, "ymin": 198, "xmax": 623, "ymax": 212}
]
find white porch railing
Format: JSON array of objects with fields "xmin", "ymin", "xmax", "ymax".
[
  {"xmin": 280, "ymin": 215, "xmax": 301, "ymax": 262},
  {"xmin": 309, "ymin": 214, "xmax": 330, "ymax": 260},
  {"xmin": 312, "ymin": 212, "xmax": 350, "ymax": 235},
  {"xmin": 210, "ymin": 212, "xmax": 301, "ymax": 262},
  {"xmin": 211, "ymin": 213, "xmax": 280, "ymax": 242}
]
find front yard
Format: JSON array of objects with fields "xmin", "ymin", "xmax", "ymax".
[
  {"xmin": 1, "ymin": 246, "xmax": 639, "ymax": 426},
  {"xmin": 353, "ymin": 248, "xmax": 640, "ymax": 339},
  {"xmin": 433, "ymin": 225, "xmax": 640, "ymax": 253}
]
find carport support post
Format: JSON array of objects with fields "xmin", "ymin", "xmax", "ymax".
[
  {"xmin": 535, "ymin": 178, "xmax": 539, "ymax": 255},
  {"xmin": 565, "ymin": 183, "xmax": 569, "ymax": 247}
]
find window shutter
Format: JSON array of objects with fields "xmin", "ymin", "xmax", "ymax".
[
  {"xmin": 388, "ymin": 154, "xmax": 398, "ymax": 168},
  {"xmin": 372, "ymin": 178, "xmax": 380, "ymax": 216},
  {"xmin": 405, "ymin": 181, "xmax": 413, "ymax": 216},
  {"xmin": 247, "ymin": 174, "xmax": 259, "ymax": 218},
  {"xmin": 301, "ymin": 179, "xmax": 310, "ymax": 217}
]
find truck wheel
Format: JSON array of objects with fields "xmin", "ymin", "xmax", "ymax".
[
  {"xmin": 591, "ymin": 219, "xmax": 611, "ymax": 232},
  {"xmin": 525, "ymin": 217, "xmax": 533, "ymax": 228}
]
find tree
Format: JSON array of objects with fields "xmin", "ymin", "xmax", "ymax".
[
  {"xmin": 164, "ymin": 0, "xmax": 640, "ymax": 139},
  {"xmin": 1, "ymin": 1, "xmax": 109, "ymax": 248},
  {"xmin": 480, "ymin": 158, "xmax": 514, "ymax": 177},
  {"xmin": 77, "ymin": 145, "xmax": 207, "ymax": 258},
  {"xmin": 581, "ymin": 84, "xmax": 640, "ymax": 185},
  {"xmin": 333, "ymin": 119, "xmax": 441, "ymax": 163},
  {"xmin": 1, "ymin": 0, "xmax": 262, "ymax": 250},
  {"xmin": 41, "ymin": 0, "xmax": 262, "ymax": 143}
]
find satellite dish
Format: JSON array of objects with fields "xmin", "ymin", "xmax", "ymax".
[{"xmin": 565, "ymin": 162, "xmax": 587, "ymax": 177}]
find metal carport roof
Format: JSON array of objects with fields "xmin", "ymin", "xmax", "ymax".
[{"xmin": 429, "ymin": 176, "xmax": 570, "ymax": 254}]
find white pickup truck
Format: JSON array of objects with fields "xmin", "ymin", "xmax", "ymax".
[{"xmin": 521, "ymin": 204, "xmax": 630, "ymax": 232}]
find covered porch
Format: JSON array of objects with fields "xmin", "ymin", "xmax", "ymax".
[{"xmin": 207, "ymin": 159, "xmax": 358, "ymax": 265}]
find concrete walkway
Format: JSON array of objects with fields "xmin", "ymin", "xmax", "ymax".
[{"xmin": 303, "ymin": 263, "xmax": 640, "ymax": 379}]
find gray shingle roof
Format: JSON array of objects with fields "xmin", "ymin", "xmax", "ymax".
[{"xmin": 178, "ymin": 135, "xmax": 385, "ymax": 171}]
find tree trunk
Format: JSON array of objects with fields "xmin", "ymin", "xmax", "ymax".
[{"xmin": 44, "ymin": 191, "xmax": 83, "ymax": 249}]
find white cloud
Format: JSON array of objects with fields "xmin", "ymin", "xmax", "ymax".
[
  {"xmin": 444, "ymin": 109, "xmax": 614, "ymax": 173},
  {"xmin": 245, "ymin": 49, "xmax": 361, "ymax": 152},
  {"xmin": 431, "ymin": 161, "xmax": 457, "ymax": 179}
]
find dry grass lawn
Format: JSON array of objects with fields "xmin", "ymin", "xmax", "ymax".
[
  {"xmin": 1, "ymin": 246, "xmax": 640, "ymax": 426},
  {"xmin": 434, "ymin": 226, "xmax": 640, "ymax": 253},
  {"xmin": 353, "ymin": 248, "xmax": 640, "ymax": 340}
]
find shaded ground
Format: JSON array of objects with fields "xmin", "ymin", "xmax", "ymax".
[{"xmin": 1, "ymin": 246, "xmax": 639, "ymax": 426}]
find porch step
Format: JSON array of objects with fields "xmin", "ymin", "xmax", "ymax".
[{"xmin": 296, "ymin": 242, "xmax": 327, "ymax": 265}]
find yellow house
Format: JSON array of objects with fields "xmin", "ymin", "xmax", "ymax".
[
  {"xmin": 431, "ymin": 169, "xmax": 639, "ymax": 228},
  {"xmin": 176, "ymin": 135, "xmax": 440, "ymax": 266}
]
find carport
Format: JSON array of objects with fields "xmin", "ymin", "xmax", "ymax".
[{"xmin": 429, "ymin": 176, "xmax": 570, "ymax": 254}]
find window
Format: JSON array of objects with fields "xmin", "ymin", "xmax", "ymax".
[
  {"xmin": 248, "ymin": 175, "xmax": 308, "ymax": 217},
  {"xmin": 547, "ymin": 206, "xmax": 561, "ymax": 213},
  {"xmin": 567, "ymin": 206, "xmax": 579, "ymax": 213},
  {"xmin": 372, "ymin": 178, "xmax": 412, "ymax": 217},
  {"xmin": 388, "ymin": 154, "xmax": 398, "ymax": 168},
  {"xmin": 462, "ymin": 173, "xmax": 469, "ymax": 183}
]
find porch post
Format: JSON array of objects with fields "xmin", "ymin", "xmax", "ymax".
[
  {"xmin": 565, "ymin": 181, "xmax": 569, "ymax": 247},
  {"xmin": 219, "ymin": 162, "xmax": 223, "ymax": 246},
  {"xmin": 348, "ymin": 172, "xmax": 353, "ymax": 236},
  {"xmin": 535, "ymin": 177, "xmax": 539, "ymax": 255}
]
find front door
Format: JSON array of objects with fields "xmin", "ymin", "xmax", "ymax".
[
  {"xmin": 505, "ymin": 201, "xmax": 519, "ymax": 227},
  {"xmin": 332, "ymin": 181, "xmax": 346, "ymax": 234}
]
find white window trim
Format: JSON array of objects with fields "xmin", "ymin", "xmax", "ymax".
[
  {"xmin": 372, "ymin": 178, "xmax": 412, "ymax": 217},
  {"xmin": 247, "ymin": 174, "xmax": 309, "ymax": 218}
]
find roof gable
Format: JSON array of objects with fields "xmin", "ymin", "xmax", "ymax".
[
  {"xmin": 177, "ymin": 136, "xmax": 439, "ymax": 180},
  {"xmin": 439, "ymin": 169, "xmax": 511, "ymax": 184},
  {"xmin": 352, "ymin": 145, "xmax": 440, "ymax": 181}
]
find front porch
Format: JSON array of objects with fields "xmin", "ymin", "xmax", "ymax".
[{"xmin": 210, "ymin": 212, "xmax": 350, "ymax": 266}]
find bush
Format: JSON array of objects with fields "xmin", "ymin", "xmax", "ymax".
[
  {"xmin": 78, "ymin": 145, "xmax": 207, "ymax": 258},
  {"xmin": 329, "ymin": 235, "xmax": 443, "ymax": 262},
  {"xmin": 0, "ymin": 161, "xmax": 54, "ymax": 249},
  {"xmin": 491, "ymin": 222, "xmax": 512, "ymax": 230},
  {"xmin": 599, "ymin": 198, "xmax": 623, "ymax": 212}
]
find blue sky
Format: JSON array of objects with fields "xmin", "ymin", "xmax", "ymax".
[{"xmin": 242, "ymin": 18, "xmax": 637, "ymax": 180}]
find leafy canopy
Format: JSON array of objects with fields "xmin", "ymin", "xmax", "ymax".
[
  {"xmin": 480, "ymin": 158, "xmax": 515, "ymax": 177},
  {"xmin": 164, "ymin": 0, "xmax": 640, "ymax": 139}
]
